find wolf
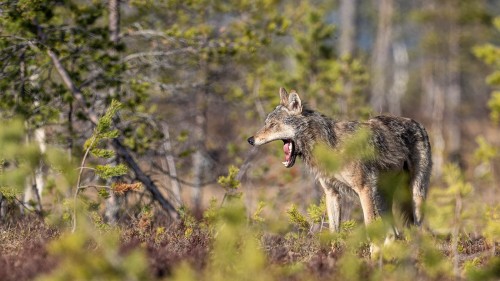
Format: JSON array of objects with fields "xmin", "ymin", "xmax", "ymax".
[{"xmin": 248, "ymin": 88, "xmax": 432, "ymax": 232}]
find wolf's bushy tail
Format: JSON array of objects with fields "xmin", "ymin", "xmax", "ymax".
[{"xmin": 408, "ymin": 119, "xmax": 432, "ymax": 225}]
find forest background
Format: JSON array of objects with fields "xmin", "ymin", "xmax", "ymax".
[{"xmin": 0, "ymin": 0, "xmax": 500, "ymax": 280}]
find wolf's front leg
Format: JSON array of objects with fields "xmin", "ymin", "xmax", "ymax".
[
  {"xmin": 319, "ymin": 179, "xmax": 341, "ymax": 232},
  {"xmin": 358, "ymin": 185, "xmax": 379, "ymax": 225}
]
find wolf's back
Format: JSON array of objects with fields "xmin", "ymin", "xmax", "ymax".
[
  {"xmin": 368, "ymin": 116, "xmax": 432, "ymax": 225},
  {"xmin": 371, "ymin": 115, "xmax": 432, "ymax": 195}
]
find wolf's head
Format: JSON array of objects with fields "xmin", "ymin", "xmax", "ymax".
[{"xmin": 248, "ymin": 87, "xmax": 303, "ymax": 168}]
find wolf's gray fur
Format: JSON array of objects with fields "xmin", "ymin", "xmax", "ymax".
[{"xmin": 248, "ymin": 88, "xmax": 432, "ymax": 232}]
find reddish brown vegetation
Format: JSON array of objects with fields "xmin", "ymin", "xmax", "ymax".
[
  {"xmin": 0, "ymin": 217, "xmax": 59, "ymax": 281},
  {"xmin": 0, "ymin": 215, "xmax": 495, "ymax": 281}
]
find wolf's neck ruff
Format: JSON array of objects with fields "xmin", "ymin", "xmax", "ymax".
[{"xmin": 290, "ymin": 110, "xmax": 341, "ymax": 172}]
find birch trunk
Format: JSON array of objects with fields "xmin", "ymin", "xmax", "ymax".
[
  {"xmin": 388, "ymin": 42, "xmax": 409, "ymax": 115},
  {"xmin": 23, "ymin": 120, "xmax": 46, "ymax": 213},
  {"xmin": 192, "ymin": 89, "xmax": 208, "ymax": 209},
  {"xmin": 370, "ymin": 0, "xmax": 394, "ymax": 113},
  {"xmin": 445, "ymin": 22, "xmax": 461, "ymax": 164},
  {"xmin": 420, "ymin": 0, "xmax": 446, "ymax": 178},
  {"xmin": 339, "ymin": 0, "xmax": 357, "ymax": 57},
  {"xmin": 105, "ymin": 0, "xmax": 121, "ymax": 224},
  {"xmin": 108, "ymin": 0, "xmax": 120, "ymax": 44},
  {"xmin": 162, "ymin": 122, "xmax": 182, "ymax": 205},
  {"xmin": 338, "ymin": 0, "xmax": 358, "ymax": 116}
]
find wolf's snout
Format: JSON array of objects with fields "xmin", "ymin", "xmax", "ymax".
[{"xmin": 247, "ymin": 136, "xmax": 255, "ymax": 146}]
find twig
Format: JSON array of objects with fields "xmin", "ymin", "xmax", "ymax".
[
  {"xmin": 122, "ymin": 48, "xmax": 195, "ymax": 62},
  {"xmin": 76, "ymin": 167, "xmax": 96, "ymax": 171},
  {"xmin": 452, "ymin": 192, "xmax": 463, "ymax": 277},
  {"xmin": 78, "ymin": 184, "xmax": 111, "ymax": 189},
  {"xmin": 150, "ymin": 161, "xmax": 216, "ymax": 187},
  {"xmin": 72, "ymin": 135, "xmax": 97, "ymax": 233}
]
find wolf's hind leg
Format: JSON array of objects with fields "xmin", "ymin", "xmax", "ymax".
[{"xmin": 319, "ymin": 179, "xmax": 341, "ymax": 232}]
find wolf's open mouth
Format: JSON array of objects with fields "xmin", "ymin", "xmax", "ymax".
[{"xmin": 282, "ymin": 139, "xmax": 297, "ymax": 168}]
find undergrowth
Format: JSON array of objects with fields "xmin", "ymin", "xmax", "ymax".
[{"xmin": 0, "ymin": 89, "xmax": 499, "ymax": 281}]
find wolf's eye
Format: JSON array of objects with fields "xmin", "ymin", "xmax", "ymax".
[{"xmin": 268, "ymin": 123, "xmax": 276, "ymax": 128}]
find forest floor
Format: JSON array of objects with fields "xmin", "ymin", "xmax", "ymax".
[{"xmin": 0, "ymin": 215, "xmax": 497, "ymax": 281}]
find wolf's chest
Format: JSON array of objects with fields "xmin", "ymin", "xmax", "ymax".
[{"xmin": 332, "ymin": 168, "xmax": 356, "ymax": 188}]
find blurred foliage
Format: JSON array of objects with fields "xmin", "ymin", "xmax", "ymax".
[
  {"xmin": 217, "ymin": 165, "xmax": 242, "ymax": 203},
  {"xmin": 313, "ymin": 127, "xmax": 376, "ymax": 175},
  {"xmin": 217, "ymin": 165, "xmax": 240, "ymax": 190},
  {"xmin": 1, "ymin": 122, "xmax": 500, "ymax": 280},
  {"xmin": 483, "ymin": 205, "xmax": 500, "ymax": 253},
  {"xmin": 307, "ymin": 196, "xmax": 326, "ymax": 224},
  {"xmin": 111, "ymin": 182, "xmax": 142, "ymax": 196},
  {"xmin": 37, "ymin": 223, "xmax": 151, "ymax": 281},
  {"xmin": 252, "ymin": 2, "xmax": 370, "ymax": 119},
  {"xmin": 474, "ymin": 136, "xmax": 498, "ymax": 164},
  {"xmin": 286, "ymin": 204, "xmax": 311, "ymax": 232},
  {"xmin": 427, "ymin": 164, "xmax": 473, "ymax": 234},
  {"xmin": 81, "ymin": 100, "xmax": 127, "ymax": 181},
  {"xmin": 251, "ymin": 200, "xmax": 267, "ymax": 224},
  {"xmin": 474, "ymin": 16, "xmax": 500, "ymax": 124},
  {"xmin": 0, "ymin": 118, "xmax": 43, "ymax": 200},
  {"xmin": 0, "ymin": 1, "xmax": 499, "ymax": 281}
]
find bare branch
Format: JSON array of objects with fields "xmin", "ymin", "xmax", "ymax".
[{"xmin": 46, "ymin": 49, "xmax": 99, "ymax": 124}]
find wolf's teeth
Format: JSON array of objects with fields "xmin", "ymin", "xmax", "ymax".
[{"xmin": 282, "ymin": 161, "xmax": 288, "ymax": 166}]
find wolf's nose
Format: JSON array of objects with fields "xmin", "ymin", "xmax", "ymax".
[{"xmin": 247, "ymin": 136, "xmax": 255, "ymax": 146}]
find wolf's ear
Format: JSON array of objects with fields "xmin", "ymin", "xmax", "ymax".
[
  {"xmin": 279, "ymin": 87, "xmax": 289, "ymax": 106},
  {"xmin": 288, "ymin": 90, "xmax": 302, "ymax": 114}
]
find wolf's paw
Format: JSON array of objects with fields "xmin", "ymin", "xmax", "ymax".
[{"xmin": 369, "ymin": 233, "xmax": 396, "ymax": 259}]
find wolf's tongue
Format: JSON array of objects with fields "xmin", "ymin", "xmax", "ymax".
[{"xmin": 283, "ymin": 142, "xmax": 291, "ymax": 161}]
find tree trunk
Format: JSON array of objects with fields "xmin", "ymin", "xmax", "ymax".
[
  {"xmin": 23, "ymin": 123, "xmax": 46, "ymax": 213},
  {"xmin": 388, "ymin": 41, "xmax": 409, "ymax": 115},
  {"xmin": 337, "ymin": 0, "xmax": 359, "ymax": 213},
  {"xmin": 108, "ymin": 0, "xmax": 120, "ymax": 44},
  {"xmin": 105, "ymin": 0, "xmax": 121, "ymax": 224},
  {"xmin": 370, "ymin": 0, "xmax": 394, "ymax": 113},
  {"xmin": 445, "ymin": 21, "xmax": 461, "ymax": 165},
  {"xmin": 426, "ymin": 74, "xmax": 446, "ymax": 178},
  {"xmin": 339, "ymin": 0, "xmax": 357, "ymax": 57},
  {"xmin": 420, "ymin": 0, "xmax": 462, "ymax": 177},
  {"xmin": 192, "ymin": 90, "xmax": 208, "ymax": 210},
  {"xmin": 338, "ymin": 0, "xmax": 358, "ymax": 116},
  {"xmin": 162, "ymin": 122, "xmax": 182, "ymax": 205}
]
